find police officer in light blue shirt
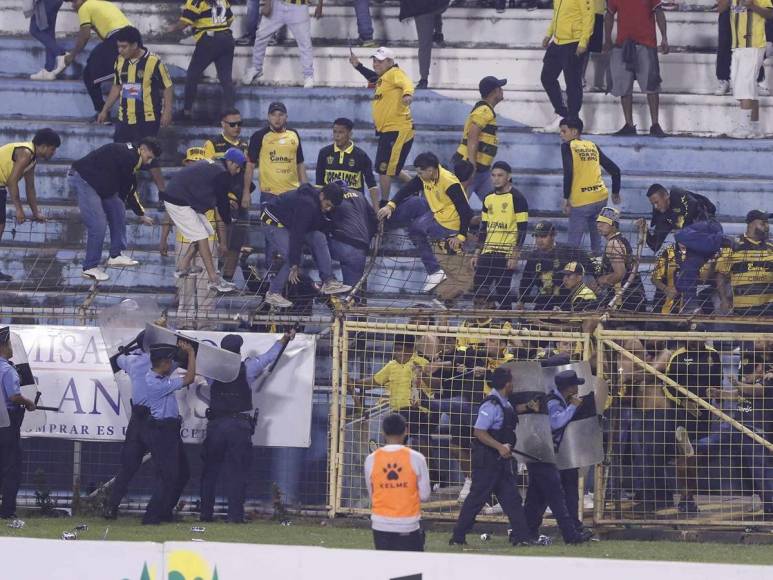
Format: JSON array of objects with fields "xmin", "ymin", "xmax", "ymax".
[
  {"xmin": 104, "ymin": 330, "xmax": 153, "ymax": 520},
  {"xmin": 142, "ymin": 341, "xmax": 196, "ymax": 525},
  {"xmin": 200, "ymin": 329, "xmax": 296, "ymax": 523},
  {"xmin": 0, "ymin": 327, "xmax": 36, "ymax": 519}
]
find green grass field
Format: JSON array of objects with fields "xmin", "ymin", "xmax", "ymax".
[{"xmin": 1, "ymin": 515, "xmax": 772, "ymax": 565}]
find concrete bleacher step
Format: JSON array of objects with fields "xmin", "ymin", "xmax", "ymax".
[
  {"xmin": 0, "ymin": 1, "xmax": 723, "ymax": 50},
  {"xmin": 0, "ymin": 35, "xmax": 757, "ymax": 100}
]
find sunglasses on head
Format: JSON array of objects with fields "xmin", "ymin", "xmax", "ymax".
[{"xmin": 224, "ymin": 120, "xmax": 243, "ymax": 127}]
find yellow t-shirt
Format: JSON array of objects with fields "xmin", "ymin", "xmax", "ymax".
[
  {"xmin": 247, "ymin": 127, "xmax": 304, "ymax": 195},
  {"xmin": 0, "ymin": 142, "xmax": 35, "ymax": 188},
  {"xmin": 373, "ymin": 355, "xmax": 429, "ymax": 411},
  {"xmin": 421, "ymin": 166, "xmax": 464, "ymax": 232},
  {"xmin": 481, "ymin": 189, "xmax": 528, "ymax": 255},
  {"xmin": 372, "ymin": 66, "xmax": 414, "ymax": 133},
  {"xmin": 77, "ymin": 0, "xmax": 131, "ymax": 40},
  {"xmin": 568, "ymin": 139, "xmax": 608, "ymax": 207},
  {"xmin": 456, "ymin": 101, "xmax": 498, "ymax": 170},
  {"xmin": 730, "ymin": 0, "xmax": 773, "ymax": 49}
]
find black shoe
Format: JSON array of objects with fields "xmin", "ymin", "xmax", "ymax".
[
  {"xmin": 649, "ymin": 123, "xmax": 667, "ymax": 138},
  {"xmin": 0, "ymin": 513, "xmax": 17, "ymax": 520},
  {"xmin": 0, "ymin": 271, "xmax": 12, "ymax": 282},
  {"xmin": 433, "ymin": 33, "xmax": 445, "ymax": 48},
  {"xmin": 448, "ymin": 538, "xmax": 467, "ymax": 546},
  {"xmin": 103, "ymin": 506, "xmax": 118, "ymax": 520},
  {"xmin": 416, "ymin": 79, "xmax": 429, "ymax": 90},
  {"xmin": 614, "ymin": 123, "xmax": 637, "ymax": 136},
  {"xmin": 577, "ymin": 527, "xmax": 594, "ymax": 542},
  {"xmin": 235, "ymin": 35, "xmax": 255, "ymax": 46}
]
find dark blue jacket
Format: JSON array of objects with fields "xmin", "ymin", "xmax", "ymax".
[{"xmin": 263, "ymin": 184, "xmax": 327, "ymax": 267}]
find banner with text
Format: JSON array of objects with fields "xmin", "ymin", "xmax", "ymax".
[{"xmin": 13, "ymin": 325, "xmax": 316, "ymax": 447}]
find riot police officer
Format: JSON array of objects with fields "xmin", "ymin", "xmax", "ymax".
[
  {"xmin": 450, "ymin": 366, "xmax": 535, "ymax": 546},
  {"xmin": 0, "ymin": 327, "xmax": 36, "ymax": 519},
  {"xmin": 199, "ymin": 329, "xmax": 296, "ymax": 523},
  {"xmin": 104, "ymin": 331, "xmax": 152, "ymax": 519},
  {"xmin": 523, "ymin": 368, "xmax": 592, "ymax": 544},
  {"xmin": 143, "ymin": 341, "xmax": 196, "ymax": 525}
]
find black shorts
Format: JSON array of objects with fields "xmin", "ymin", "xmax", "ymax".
[
  {"xmin": 375, "ymin": 129, "xmax": 414, "ymax": 177},
  {"xmin": 0, "ymin": 187, "xmax": 6, "ymax": 223},
  {"xmin": 227, "ymin": 208, "xmax": 250, "ymax": 252},
  {"xmin": 372, "ymin": 529, "xmax": 425, "ymax": 552},
  {"xmin": 113, "ymin": 120, "xmax": 161, "ymax": 143},
  {"xmin": 588, "ymin": 14, "xmax": 604, "ymax": 53}
]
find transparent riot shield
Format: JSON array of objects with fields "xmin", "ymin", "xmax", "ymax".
[
  {"xmin": 143, "ymin": 324, "xmax": 241, "ymax": 382},
  {"xmin": 503, "ymin": 361, "xmax": 556, "ymax": 464},
  {"xmin": 10, "ymin": 332, "xmax": 45, "ymax": 431},
  {"xmin": 99, "ymin": 298, "xmax": 159, "ymax": 354}
]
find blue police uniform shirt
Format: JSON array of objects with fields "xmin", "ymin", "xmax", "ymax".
[
  {"xmin": 244, "ymin": 341, "xmax": 284, "ymax": 384},
  {"xmin": 474, "ymin": 388, "xmax": 511, "ymax": 431},
  {"xmin": 145, "ymin": 370, "xmax": 186, "ymax": 419},
  {"xmin": 117, "ymin": 352, "xmax": 152, "ymax": 406},
  {"xmin": 547, "ymin": 388, "xmax": 578, "ymax": 432},
  {"xmin": 0, "ymin": 357, "xmax": 21, "ymax": 411}
]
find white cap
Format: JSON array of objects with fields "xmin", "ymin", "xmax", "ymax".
[{"xmin": 372, "ymin": 47, "xmax": 395, "ymax": 61}]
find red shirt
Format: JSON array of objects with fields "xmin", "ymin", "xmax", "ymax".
[{"xmin": 608, "ymin": 0, "xmax": 662, "ymax": 48}]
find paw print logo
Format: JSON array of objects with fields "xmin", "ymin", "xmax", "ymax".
[{"xmin": 383, "ymin": 463, "xmax": 402, "ymax": 481}]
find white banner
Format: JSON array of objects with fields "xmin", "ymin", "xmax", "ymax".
[
  {"xmin": 2, "ymin": 539, "xmax": 768, "ymax": 580},
  {"xmin": 12, "ymin": 325, "xmax": 316, "ymax": 448}
]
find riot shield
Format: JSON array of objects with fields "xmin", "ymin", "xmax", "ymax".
[
  {"xmin": 9, "ymin": 332, "xmax": 45, "ymax": 431},
  {"xmin": 143, "ymin": 324, "xmax": 241, "ymax": 382},
  {"xmin": 541, "ymin": 361, "xmax": 593, "ymax": 390},
  {"xmin": 99, "ymin": 298, "xmax": 159, "ymax": 354},
  {"xmin": 503, "ymin": 361, "xmax": 556, "ymax": 463},
  {"xmin": 20, "ymin": 384, "xmax": 46, "ymax": 432},
  {"xmin": 0, "ymin": 393, "xmax": 8, "ymax": 428}
]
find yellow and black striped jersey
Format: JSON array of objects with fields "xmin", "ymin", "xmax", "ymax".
[
  {"xmin": 113, "ymin": 49, "xmax": 173, "ymax": 125},
  {"xmin": 480, "ymin": 189, "xmax": 528, "ymax": 255},
  {"xmin": 180, "ymin": 0, "xmax": 233, "ymax": 42},
  {"xmin": 716, "ymin": 235, "xmax": 773, "ymax": 309},
  {"xmin": 456, "ymin": 101, "xmax": 498, "ymax": 170},
  {"xmin": 203, "ymin": 133, "xmax": 248, "ymax": 159}
]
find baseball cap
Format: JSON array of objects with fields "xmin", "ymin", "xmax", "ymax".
[
  {"xmin": 559, "ymin": 261, "xmax": 585, "ymax": 276},
  {"xmin": 149, "ymin": 343, "xmax": 177, "ymax": 360},
  {"xmin": 533, "ymin": 220, "xmax": 556, "ymax": 236},
  {"xmin": 555, "ymin": 370, "xmax": 585, "ymax": 389},
  {"xmin": 268, "ymin": 101, "xmax": 287, "ymax": 114},
  {"xmin": 479, "ymin": 76, "xmax": 507, "ymax": 98},
  {"xmin": 220, "ymin": 334, "xmax": 244, "ymax": 354},
  {"xmin": 223, "ymin": 147, "xmax": 247, "ymax": 166},
  {"xmin": 596, "ymin": 206, "xmax": 620, "ymax": 226},
  {"xmin": 184, "ymin": 146, "xmax": 207, "ymax": 163},
  {"xmin": 372, "ymin": 46, "xmax": 396, "ymax": 61},
  {"xmin": 746, "ymin": 209, "xmax": 770, "ymax": 223},
  {"xmin": 491, "ymin": 160, "xmax": 512, "ymax": 173}
]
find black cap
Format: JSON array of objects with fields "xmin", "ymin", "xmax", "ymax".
[
  {"xmin": 479, "ymin": 76, "xmax": 507, "ymax": 98},
  {"xmin": 149, "ymin": 343, "xmax": 177, "ymax": 360},
  {"xmin": 746, "ymin": 210, "xmax": 770, "ymax": 223},
  {"xmin": 268, "ymin": 101, "xmax": 287, "ymax": 114},
  {"xmin": 221, "ymin": 334, "xmax": 244, "ymax": 354},
  {"xmin": 490, "ymin": 366, "xmax": 513, "ymax": 390},
  {"xmin": 0, "ymin": 327, "xmax": 9, "ymax": 344},
  {"xmin": 491, "ymin": 160, "xmax": 512, "ymax": 173},
  {"xmin": 539, "ymin": 354, "xmax": 571, "ymax": 368},
  {"xmin": 533, "ymin": 220, "xmax": 556, "ymax": 236},
  {"xmin": 555, "ymin": 370, "xmax": 585, "ymax": 389},
  {"xmin": 559, "ymin": 261, "xmax": 585, "ymax": 276}
]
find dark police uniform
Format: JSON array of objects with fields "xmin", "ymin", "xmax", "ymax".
[
  {"xmin": 0, "ymin": 328, "xmax": 25, "ymax": 519},
  {"xmin": 200, "ymin": 336, "xmax": 284, "ymax": 523},
  {"xmin": 104, "ymin": 341, "xmax": 152, "ymax": 519},
  {"xmin": 143, "ymin": 345, "xmax": 191, "ymax": 525},
  {"xmin": 451, "ymin": 388, "xmax": 532, "ymax": 545}
]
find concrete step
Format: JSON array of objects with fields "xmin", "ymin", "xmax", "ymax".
[
  {"xmin": 0, "ymin": 1, "xmax": 723, "ymax": 50},
  {"xmin": 0, "ymin": 36, "xmax": 762, "ymax": 100}
]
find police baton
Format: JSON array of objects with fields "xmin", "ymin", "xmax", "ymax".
[{"xmin": 33, "ymin": 392, "xmax": 60, "ymax": 412}]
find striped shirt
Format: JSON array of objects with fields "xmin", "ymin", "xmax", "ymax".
[
  {"xmin": 716, "ymin": 235, "xmax": 773, "ymax": 309},
  {"xmin": 180, "ymin": 0, "xmax": 234, "ymax": 42},
  {"xmin": 113, "ymin": 49, "xmax": 173, "ymax": 125}
]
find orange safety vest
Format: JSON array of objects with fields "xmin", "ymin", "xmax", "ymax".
[{"xmin": 370, "ymin": 447, "xmax": 420, "ymax": 519}]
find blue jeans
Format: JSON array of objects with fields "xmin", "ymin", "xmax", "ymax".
[
  {"xmin": 567, "ymin": 198, "xmax": 606, "ymax": 254},
  {"xmin": 390, "ymin": 196, "xmax": 457, "ymax": 275},
  {"xmin": 29, "ymin": 0, "xmax": 65, "ymax": 71},
  {"xmin": 266, "ymin": 226, "xmax": 334, "ymax": 293},
  {"xmin": 243, "ymin": 0, "xmax": 262, "ymax": 36},
  {"xmin": 329, "ymin": 239, "xmax": 368, "ymax": 287},
  {"xmin": 354, "ymin": 0, "xmax": 374, "ymax": 41},
  {"xmin": 70, "ymin": 172, "xmax": 127, "ymax": 270}
]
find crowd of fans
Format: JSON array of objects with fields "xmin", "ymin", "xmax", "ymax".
[{"xmin": 2, "ymin": 0, "xmax": 767, "ymax": 318}]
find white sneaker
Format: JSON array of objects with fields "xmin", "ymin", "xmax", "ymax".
[
  {"xmin": 265, "ymin": 291, "xmax": 293, "ymax": 308},
  {"xmin": 458, "ymin": 477, "xmax": 472, "ymax": 502},
  {"xmin": 53, "ymin": 54, "xmax": 68, "ymax": 76},
  {"xmin": 759, "ymin": 81, "xmax": 770, "ymax": 96},
  {"xmin": 30, "ymin": 69, "xmax": 56, "ymax": 81},
  {"xmin": 208, "ymin": 278, "xmax": 237, "ymax": 293},
  {"xmin": 241, "ymin": 67, "xmax": 263, "ymax": 85},
  {"xmin": 303, "ymin": 77, "xmax": 315, "ymax": 88},
  {"xmin": 107, "ymin": 254, "xmax": 139, "ymax": 267},
  {"xmin": 320, "ymin": 279, "xmax": 351, "ymax": 295},
  {"xmin": 539, "ymin": 115, "xmax": 563, "ymax": 133},
  {"xmin": 82, "ymin": 267, "xmax": 109, "ymax": 281},
  {"xmin": 423, "ymin": 269, "xmax": 447, "ymax": 292},
  {"xmin": 714, "ymin": 80, "xmax": 731, "ymax": 95}
]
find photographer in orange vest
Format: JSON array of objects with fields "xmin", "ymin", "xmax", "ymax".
[{"xmin": 364, "ymin": 413, "xmax": 431, "ymax": 551}]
